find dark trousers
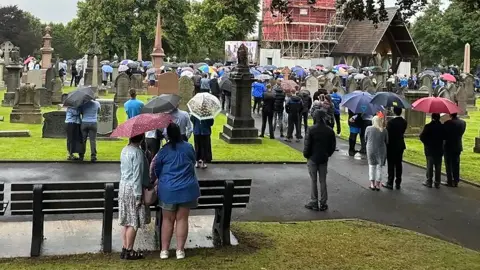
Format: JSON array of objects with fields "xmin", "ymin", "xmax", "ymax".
[
  {"xmin": 146, "ymin": 138, "xmax": 160, "ymax": 158},
  {"xmin": 426, "ymin": 155, "xmax": 442, "ymax": 184},
  {"xmin": 300, "ymin": 112, "xmax": 308, "ymax": 135},
  {"xmin": 253, "ymin": 97, "xmax": 262, "ymax": 114},
  {"xmin": 444, "ymin": 152, "xmax": 461, "ymax": 184},
  {"xmin": 261, "ymin": 111, "xmax": 274, "ymax": 138},
  {"xmin": 387, "ymin": 149, "xmax": 404, "ymax": 186},
  {"xmin": 70, "ymin": 75, "xmax": 77, "ymax": 87},
  {"xmin": 348, "ymin": 132, "xmax": 358, "ymax": 155},
  {"xmin": 222, "ymin": 91, "xmax": 231, "ymax": 111},
  {"xmin": 81, "ymin": 123, "xmax": 98, "ymax": 158},
  {"xmin": 287, "ymin": 114, "xmax": 301, "ymax": 139},
  {"xmin": 333, "ymin": 114, "xmax": 341, "ymax": 134}
]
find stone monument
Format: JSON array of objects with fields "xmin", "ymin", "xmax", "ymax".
[
  {"xmin": 10, "ymin": 83, "xmax": 42, "ymax": 124},
  {"xmin": 0, "ymin": 54, "xmax": 4, "ymax": 89},
  {"xmin": 42, "ymin": 111, "xmax": 67, "ymax": 138},
  {"xmin": 404, "ymin": 90, "xmax": 429, "ymax": 137},
  {"xmin": 455, "ymin": 84, "xmax": 468, "ymax": 117},
  {"xmin": 40, "ymin": 26, "xmax": 54, "ymax": 69},
  {"xmin": 419, "ymin": 74, "xmax": 433, "ymax": 96},
  {"xmin": 323, "ymin": 79, "xmax": 334, "ymax": 93},
  {"xmin": 50, "ymin": 58, "xmax": 63, "ymax": 104},
  {"xmin": 111, "ymin": 54, "xmax": 119, "ymax": 84},
  {"xmin": 85, "ymin": 30, "xmax": 101, "ymax": 86},
  {"xmin": 347, "ymin": 76, "xmax": 357, "ymax": 93},
  {"xmin": 220, "ymin": 44, "xmax": 261, "ymax": 144},
  {"xmin": 305, "ymin": 76, "xmax": 318, "ymax": 96},
  {"xmin": 154, "ymin": 72, "xmax": 179, "ymax": 95},
  {"xmin": 97, "ymin": 99, "xmax": 118, "ymax": 136},
  {"xmin": 361, "ymin": 77, "xmax": 375, "ymax": 95},
  {"xmin": 151, "ymin": 13, "xmax": 165, "ymax": 79},
  {"xmin": 114, "ymin": 73, "xmax": 130, "ymax": 104},
  {"xmin": 2, "ymin": 47, "xmax": 22, "ymax": 107},
  {"xmin": 131, "ymin": 73, "xmax": 144, "ymax": 92},
  {"xmin": 0, "ymin": 41, "xmax": 15, "ymax": 65},
  {"xmin": 461, "ymin": 73, "xmax": 476, "ymax": 110},
  {"xmin": 178, "ymin": 76, "xmax": 194, "ymax": 110}
]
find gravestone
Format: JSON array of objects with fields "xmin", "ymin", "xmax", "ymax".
[
  {"xmin": 51, "ymin": 77, "xmax": 63, "ymax": 104},
  {"xmin": 42, "ymin": 111, "xmax": 67, "ymax": 138},
  {"xmin": 155, "ymin": 72, "xmax": 179, "ymax": 95},
  {"xmin": 38, "ymin": 87, "xmax": 52, "ymax": 106},
  {"xmin": 318, "ymin": 75, "xmax": 327, "ymax": 88},
  {"xmin": 45, "ymin": 67, "xmax": 54, "ymax": 90},
  {"xmin": 455, "ymin": 84, "xmax": 468, "ymax": 117},
  {"xmin": 461, "ymin": 73, "xmax": 476, "ymax": 110},
  {"xmin": 112, "ymin": 67, "xmax": 119, "ymax": 82},
  {"xmin": 331, "ymin": 75, "xmax": 341, "ymax": 89},
  {"xmin": 404, "ymin": 90, "xmax": 429, "ymax": 137},
  {"xmin": 419, "ymin": 74, "xmax": 433, "ymax": 95},
  {"xmin": 97, "ymin": 99, "xmax": 118, "ymax": 136},
  {"xmin": 2, "ymin": 61, "xmax": 23, "ymax": 107},
  {"xmin": 361, "ymin": 77, "xmax": 375, "ymax": 94},
  {"xmin": 323, "ymin": 79, "xmax": 334, "ymax": 93},
  {"xmin": 347, "ymin": 77, "xmax": 357, "ymax": 93},
  {"xmin": 131, "ymin": 73, "xmax": 144, "ymax": 92},
  {"xmin": 0, "ymin": 60, "xmax": 5, "ymax": 89},
  {"xmin": 0, "ymin": 41, "xmax": 14, "ymax": 65},
  {"xmin": 10, "ymin": 83, "xmax": 42, "ymax": 124},
  {"xmin": 305, "ymin": 76, "xmax": 318, "ymax": 96},
  {"xmin": 114, "ymin": 73, "xmax": 130, "ymax": 104},
  {"xmin": 98, "ymin": 85, "xmax": 107, "ymax": 96},
  {"xmin": 26, "ymin": 70, "xmax": 43, "ymax": 88},
  {"xmin": 178, "ymin": 76, "xmax": 194, "ymax": 110}
]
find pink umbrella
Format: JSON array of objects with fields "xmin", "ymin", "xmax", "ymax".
[
  {"xmin": 412, "ymin": 97, "xmax": 460, "ymax": 114},
  {"xmin": 110, "ymin": 113, "xmax": 173, "ymax": 138},
  {"xmin": 24, "ymin": 56, "xmax": 35, "ymax": 65},
  {"xmin": 440, "ymin": 73, "xmax": 456, "ymax": 82}
]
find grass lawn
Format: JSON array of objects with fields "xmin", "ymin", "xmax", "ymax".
[
  {"xmin": 1, "ymin": 220, "xmax": 479, "ymax": 270},
  {"xmin": 338, "ymin": 99, "xmax": 480, "ymax": 184},
  {"xmin": 0, "ymin": 90, "xmax": 304, "ymax": 162}
]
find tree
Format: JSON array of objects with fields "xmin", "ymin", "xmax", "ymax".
[
  {"xmin": 0, "ymin": 5, "xmax": 42, "ymax": 57},
  {"xmin": 46, "ymin": 22, "xmax": 82, "ymax": 60}
]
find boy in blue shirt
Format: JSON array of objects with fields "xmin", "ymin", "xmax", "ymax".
[
  {"xmin": 330, "ymin": 88, "xmax": 342, "ymax": 135},
  {"xmin": 124, "ymin": 89, "xmax": 144, "ymax": 119}
]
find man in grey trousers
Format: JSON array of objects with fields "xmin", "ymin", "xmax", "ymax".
[
  {"xmin": 303, "ymin": 110, "xmax": 336, "ymax": 211},
  {"xmin": 80, "ymin": 99, "xmax": 101, "ymax": 162}
]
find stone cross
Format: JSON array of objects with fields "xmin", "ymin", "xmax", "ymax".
[{"xmin": 0, "ymin": 41, "xmax": 15, "ymax": 65}]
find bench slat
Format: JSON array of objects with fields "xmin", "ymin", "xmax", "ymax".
[
  {"xmin": 11, "ymin": 190, "xmax": 113, "ymax": 201},
  {"xmin": 199, "ymin": 187, "xmax": 250, "ymax": 196},
  {"xmin": 198, "ymin": 179, "xmax": 252, "ymax": 187}
]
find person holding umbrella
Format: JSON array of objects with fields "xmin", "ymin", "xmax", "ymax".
[{"xmin": 65, "ymin": 106, "xmax": 84, "ymax": 161}]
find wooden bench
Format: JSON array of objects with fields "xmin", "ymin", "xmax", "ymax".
[
  {"xmin": 0, "ymin": 183, "xmax": 6, "ymax": 216},
  {"xmin": 10, "ymin": 178, "xmax": 252, "ymax": 257}
]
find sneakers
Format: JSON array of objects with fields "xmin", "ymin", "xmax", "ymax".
[
  {"xmin": 160, "ymin": 250, "xmax": 169, "ymax": 259},
  {"xmin": 176, "ymin": 250, "xmax": 185, "ymax": 260},
  {"xmin": 160, "ymin": 250, "xmax": 185, "ymax": 259}
]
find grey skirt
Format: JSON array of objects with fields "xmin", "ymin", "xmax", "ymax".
[{"xmin": 118, "ymin": 182, "xmax": 151, "ymax": 230}]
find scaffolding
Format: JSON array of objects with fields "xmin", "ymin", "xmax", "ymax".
[{"xmin": 262, "ymin": 0, "xmax": 347, "ymax": 58}]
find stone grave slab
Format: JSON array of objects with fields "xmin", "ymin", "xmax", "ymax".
[
  {"xmin": 113, "ymin": 73, "xmax": 130, "ymax": 104},
  {"xmin": 42, "ymin": 111, "xmax": 67, "ymax": 138},
  {"xmin": 38, "ymin": 87, "xmax": 52, "ymax": 106},
  {"xmin": 51, "ymin": 77, "xmax": 63, "ymax": 104},
  {"xmin": 178, "ymin": 76, "xmax": 194, "ymax": 110},
  {"xmin": 156, "ymin": 72, "xmax": 179, "ymax": 95},
  {"xmin": 10, "ymin": 83, "xmax": 42, "ymax": 124},
  {"xmin": 0, "ymin": 130, "xmax": 30, "ymax": 137},
  {"xmin": 27, "ymin": 70, "xmax": 42, "ymax": 87},
  {"xmin": 97, "ymin": 99, "xmax": 118, "ymax": 136},
  {"xmin": 305, "ymin": 76, "xmax": 318, "ymax": 96}
]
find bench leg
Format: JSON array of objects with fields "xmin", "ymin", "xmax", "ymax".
[
  {"xmin": 155, "ymin": 207, "xmax": 163, "ymax": 249},
  {"xmin": 31, "ymin": 184, "xmax": 43, "ymax": 257},
  {"xmin": 213, "ymin": 181, "xmax": 234, "ymax": 246},
  {"xmin": 102, "ymin": 183, "xmax": 114, "ymax": 253}
]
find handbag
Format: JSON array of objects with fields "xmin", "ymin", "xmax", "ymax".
[{"xmin": 143, "ymin": 182, "xmax": 158, "ymax": 206}]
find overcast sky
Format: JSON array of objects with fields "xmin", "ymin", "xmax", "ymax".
[{"xmin": 3, "ymin": 0, "xmax": 449, "ymax": 24}]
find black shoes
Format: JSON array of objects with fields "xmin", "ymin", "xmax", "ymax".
[
  {"xmin": 259, "ymin": 134, "xmax": 264, "ymax": 138},
  {"xmin": 441, "ymin": 181, "xmax": 458, "ymax": 187},
  {"xmin": 423, "ymin": 181, "xmax": 433, "ymax": 188},
  {"xmin": 319, "ymin": 204, "xmax": 328, "ymax": 211},
  {"xmin": 91, "ymin": 157, "xmax": 97, "ymax": 163},
  {"xmin": 382, "ymin": 183, "xmax": 393, "ymax": 190},
  {"xmin": 305, "ymin": 202, "xmax": 328, "ymax": 212}
]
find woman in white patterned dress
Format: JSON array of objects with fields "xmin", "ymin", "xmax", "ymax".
[{"xmin": 118, "ymin": 134, "xmax": 151, "ymax": 260}]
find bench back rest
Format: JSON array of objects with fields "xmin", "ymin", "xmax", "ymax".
[
  {"xmin": 10, "ymin": 179, "xmax": 252, "ymax": 215},
  {"xmin": 0, "ymin": 183, "xmax": 4, "ymax": 216}
]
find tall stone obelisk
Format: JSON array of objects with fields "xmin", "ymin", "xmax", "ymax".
[
  {"xmin": 85, "ymin": 29, "xmax": 101, "ymax": 86},
  {"xmin": 40, "ymin": 25, "xmax": 54, "ymax": 69},
  {"xmin": 137, "ymin": 37, "xmax": 143, "ymax": 62},
  {"xmin": 151, "ymin": 13, "xmax": 165, "ymax": 72}
]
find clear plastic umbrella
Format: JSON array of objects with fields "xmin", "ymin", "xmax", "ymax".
[
  {"xmin": 187, "ymin": 93, "xmax": 222, "ymax": 120},
  {"xmin": 119, "ymin": 65, "xmax": 129, "ymax": 72}
]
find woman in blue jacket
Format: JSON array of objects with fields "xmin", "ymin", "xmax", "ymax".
[
  {"xmin": 152, "ymin": 123, "xmax": 200, "ymax": 260},
  {"xmin": 252, "ymin": 80, "xmax": 266, "ymax": 114},
  {"xmin": 190, "ymin": 116, "xmax": 214, "ymax": 168}
]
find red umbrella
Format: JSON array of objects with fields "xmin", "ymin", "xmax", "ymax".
[
  {"xmin": 412, "ymin": 97, "xmax": 460, "ymax": 114},
  {"xmin": 440, "ymin": 73, "xmax": 456, "ymax": 82},
  {"xmin": 110, "ymin": 113, "xmax": 173, "ymax": 138},
  {"xmin": 24, "ymin": 56, "xmax": 35, "ymax": 65}
]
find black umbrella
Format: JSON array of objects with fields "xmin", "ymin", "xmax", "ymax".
[
  {"xmin": 370, "ymin": 92, "xmax": 411, "ymax": 109},
  {"xmin": 63, "ymin": 87, "xmax": 95, "ymax": 108},
  {"xmin": 219, "ymin": 78, "xmax": 232, "ymax": 92},
  {"xmin": 142, "ymin": 94, "xmax": 181, "ymax": 113}
]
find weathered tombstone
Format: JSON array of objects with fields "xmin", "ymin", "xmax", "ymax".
[
  {"xmin": 323, "ymin": 79, "xmax": 334, "ymax": 93},
  {"xmin": 305, "ymin": 76, "xmax": 319, "ymax": 96},
  {"xmin": 42, "ymin": 111, "xmax": 67, "ymax": 138},
  {"xmin": 318, "ymin": 75, "xmax": 327, "ymax": 88},
  {"xmin": 2, "ymin": 49, "xmax": 22, "ymax": 107},
  {"xmin": 38, "ymin": 87, "xmax": 52, "ymax": 106},
  {"xmin": 45, "ymin": 67, "xmax": 54, "ymax": 90},
  {"xmin": 156, "ymin": 72, "xmax": 179, "ymax": 95},
  {"xmin": 131, "ymin": 73, "xmax": 143, "ymax": 92},
  {"xmin": 26, "ymin": 70, "xmax": 43, "ymax": 88},
  {"xmin": 347, "ymin": 76, "xmax": 357, "ymax": 93},
  {"xmin": 455, "ymin": 84, "xmax": 468, "ymax": 117},
  {"xmin": 178, "ymin": 76, "xmax": 194, "ymax": 110},
  {"xmin": 331, "ymin": 75, "xmax": 341, "ymax": 88},
  {"xmin": 461, "ymin": 73, "xmax": 476, "ymax": 110},
  {"xmin": 98, "ymin": 85, "xmax": 107, "ymax": 96},
  {"xmin": 0, "ymin": 41, "xmax": 15, "ymax": 65},
  {"xmin": 438, "ymin": 86, "xmax": 451, "ymax": 100},
  {"xmin": 0, "ymin": 60, "xmax": 5, "ymax": 89},
  {"xmin": 97, "ymin": 99, "xmax": 118, "ymax": 136},
  {"xmin": 114, "ymin": 73, "xmax": 130, "ymax": 104},
  {"xmin": 10, "ymin": 83, "xmax": 42, "ymax": 124},
  {"xmin": 404, "ymin": 90, "xmax": 429, "ymax": 137},
  {"xmin": 361, "ymin": 77, "xmax": 375, "ymax": 94},
  {"xmin": 419, "ymin": 74, "xmax": 433, "ymax": 95},
  {"xmin": 50, "ymin": 77, "xmax": 63, "ymax": 104}
]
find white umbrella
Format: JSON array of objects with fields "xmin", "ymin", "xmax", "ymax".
[
  {"xmin": 354, "ymin": 73, "xmax": 366, "ymax": 80},
  {"xmin": 181, "ymin": 70, "xmax": 194, "ymax": 78},
  {"xmin": 119, "ymin": 65, "xmax": 129, "ymax": 72},
  {"xmin": 256, "ymin": 74, "xmax": 272, "ymax": 81},
  {"xmin": 187, "ymin": 93, "xmax": 222, "ymax": 120},
  {"xmin": 147, "ymin": 68, "xmax": 156, "ymax": 74}
]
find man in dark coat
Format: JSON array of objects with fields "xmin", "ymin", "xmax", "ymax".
[
  {"xmin": 384, "ymin": 107, "xmax": 408, "ymax": 189},
  {"xmin": 299, "ymin": 90, "xmax": 313, "ymax": 137},
  {"xmin": 285, "ymin": 92, "xmax": 304, "ymax": 142},
  {"xmin": 442, "ymin": 113, "xmax": 466, "ymax": 187},
  {"xmin": 273, "ymin": 81, "xmax": 286, "ymax": 137},
  {"xmin": 420, "ymin": 113, "xmax": 445, "ymax": 188},
  {"xmin": 303, "ymin": 110, "xmax": 336, "ymax": 211},
  {"xmin": 209, "ymin": 75, "xmax": 221, "ymax": 99},
  {"xmin": 313, "ymin": 88, "xmax": 328, "ymax": 101},
  {"xmin": 259, "ymin": 88, "xmax": 276, "ymax": 139}
]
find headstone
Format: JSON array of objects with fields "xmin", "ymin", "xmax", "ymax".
[
  {"xmin": 50, "ymin": 77, "xmax": 63, "ymax": 104},
  {"xmin": 178, "ymin": 76, "xmax": 194, "ymax": 110},
  {"xmin": 361, "ymin": 77, "xmax": 375, "ymax": 94},
  {"xmin": 219, "ymin": 44, "xmax": 261, "ymax": 144},
  {"xmin": 42, "ymin": 111, "xmax": 67, "ymax": 138},
  {"xmin": 26, "ymin": 70, "xmax": 43, "ymax": 88},
  {"xmin": 305, "ymin": 76, "xmax": 318, "ymax": 96},
  {"xmin": 474, "ymin": 136, "xmax": 480, "ymax": 153},
  {"xmin": 40, "ymin": 26, "xmax": 54, "ymax": 69},
  {"xmin": 114, "ymin": 73, "xmax": 130, "ymax": 104},
  {"xmin": 131, "ymin": 73, "xmax": 143, "ymax": 91},
  {"xmin": 0, "ymin": 61, "xmax": 5, "ymax": 88},
  {"xmin": 461, "ymin": 73, "xmax": 476, "ymax": 110},
  {"xmin": 45, "ymin": 67, "xmax": 54, "ymax": 90},
  {"xmin": 10, "ymin": 83, "xmax": 42, "ymax": 124},
  {"xmin": 331, "ymin": 75, "xmax": 341, "ymax": 88},
  {"xmin": 455, "ymin": 84, "xmax": 468, "ymax": 117},
  {"xmin": 404, "ymin": 91, "xmax": 429, "ymax": 137},
  {"xmin": 2, "ymin": 60, "xmax": 23, "ymax": 107},
  {"xmin": 112, "ymin": 67, "xmax": 119, "ymax": 82},
  {"xmin": 347, "ymin": 76, "xmax": 357, "ymax": 93},
  {"xmin": 98, "ymin": 85, "xmax": 107, "ymax": 96},
  {"xmin": 155, "ymin": 72, "xmax": 179, "ymax": 95},
  {"xmin": 318, "ymin": 75, "xmax": 327, "ymax": 88},
  {"xmin": 0, "ymin": 41, "xmax": 15, "ymax": 65},
  {"xmin": 97, "ymin": 99, "xmax": 118, "ymax": 136},
  {"xmin": 419, "ymin": 74, "xmax": 433, "ymax": 95},
  {"xmin": 323, "ymin": 79, "xmax": 334, "ymax": 93},
  {"xmin": 38, "ymin": 87, "xmax": 52, "ymax": 106}
]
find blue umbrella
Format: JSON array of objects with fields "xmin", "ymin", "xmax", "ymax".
[
  {"xmin": 256, "ymin": 66, "xmax": 265, "ymax": 73},
  {"xmin": 250, "ymin": 69, "xmax": 261, "ymax": 77},
  {"xmin": 102, "ymin": 65, "xmax": 113, "ymax": 73},
  {"xmin": 264, "ymin": 65, "xmax": 277, "ymax": 71},
  {"xmin": 371, "ymin": 92, "xmax": 411, "ymax": 109},
  {"xmin": 143, "ymin": 61, "xmax": 152, "ymax": 67},
  {"xmin": 198, "ymin": 65, "xmax": 209, "ymax": 73},
  {"xmin": 293, "ymin": 68, "xmax": 307, "ymax": 78},
  {"xmin": 341, "ymin": 92, "xmax": 383, "ymax": 115}
]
